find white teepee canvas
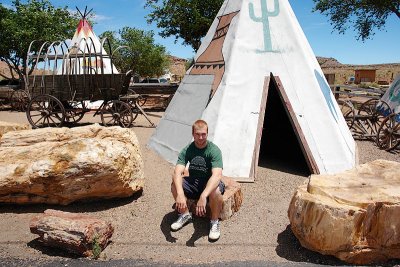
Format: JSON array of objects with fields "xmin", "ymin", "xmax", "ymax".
[
  {"xmin": 148, "ymin": 0, "xmax": 357, "ymax": 180},
  {"xmin": 58, "ymin": 8, "xmax": 118, "ymax": 75}
]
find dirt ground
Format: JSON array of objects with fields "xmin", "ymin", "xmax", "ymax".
[{"xmin": 0, "ymin": 110, "xmax": 399, "ymax": 266}]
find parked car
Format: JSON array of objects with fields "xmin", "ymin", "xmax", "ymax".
[{"xmin": 140, "ymin": 77, "xmax": 169, "ymax": 83}]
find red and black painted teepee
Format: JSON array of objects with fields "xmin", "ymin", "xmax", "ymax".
[{"xmin": 58, "ymin": 7, "xmax": 118, "ymax": 75}]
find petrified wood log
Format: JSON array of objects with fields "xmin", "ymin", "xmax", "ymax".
[
  {"xmin": 187, "ymin": 176, "xmax": 243, "ymax": 220},
  {"xmin": 0, "ymin": 121, "xmax": 30, "ymax": 138},
  {"xmin": 30, "ymin": 209, "xmax": 114, "ymax": 257},
  {"xmin": 288, "ymin": 159, "xmax": 400, "ymax": 264},
  {"xmin": 0, "ymin": 124, "xmax": 144, "ymax": 204}
]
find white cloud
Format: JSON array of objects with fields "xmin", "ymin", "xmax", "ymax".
[
  {"xmin": 66, "ymin": 7, "xmax": 112, "ymax": 23},
  {"xmin": 93, "ymin": 14, "xmax": 112, "ymax": 22}
]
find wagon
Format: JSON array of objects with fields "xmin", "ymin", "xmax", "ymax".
[
  {"xmin": 0, "ymin": 80, "xmax": 29, "ymax": 111},
  {"xmin": 24, "ymin": 39, "xmax": 153, "ymax": 129},
  {"xmin": 336, "ymin": 83, "xmax": 400, "ymax": 151},
  {"xmin": 375, "ymin": 77, "xmax": 400, "ymax": 151}
]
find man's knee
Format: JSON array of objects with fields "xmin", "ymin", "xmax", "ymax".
[{"xmin": 209, "ymin": 186, "xmax": 223, "ymax": 201}]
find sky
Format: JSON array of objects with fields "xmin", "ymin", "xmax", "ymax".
[{"xmin": 1, "ymin": 0, "xmax": 399, "ymax": 65}]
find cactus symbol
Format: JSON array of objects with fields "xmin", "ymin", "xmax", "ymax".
[{"xmin": 249, "ymin": 0, "xmax": 280, "ymax": 53}]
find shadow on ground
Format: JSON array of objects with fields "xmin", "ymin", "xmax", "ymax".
[
  {"xmin": 160, "ymin": 210, "xmax": 209, "ymax": 247},
  {"xmin": 276, "ymin": 225, "xmax": 345, "ymax": 265},
  {"xmin": 27, "ymin": 238, "xmax": 83, "ymax": 259},
  {"xmin": 0, "ymin": 191, "xmax": 143, "ymax": 214},
  {"xmin": 277, "ymin": 225, "xmax": 400, "ymax": 266}
]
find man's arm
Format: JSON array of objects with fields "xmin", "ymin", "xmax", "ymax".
[
  {"xmin": 173, "ymin": 164, "xmax": 188, "ymax": 213},
  {"xmin": 196, "ymin": 167, "xmax": 222, "ymax": 217}
]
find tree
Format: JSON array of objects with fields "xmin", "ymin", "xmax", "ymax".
[
  {"xmin": 145, "ymin": 0, "xmax": 224, "ymax": 52},
  {"xmin": 313, "ymin": 0, "xmax": 400, "ymax": 41},
  {"xmin": 100, "ymin": 27, "xmax": 170, "ymax": 78},
  {"xmin": 0, "ymin": 0, "xmax": 79, "ymax": 81}
]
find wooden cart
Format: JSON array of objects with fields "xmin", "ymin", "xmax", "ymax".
[
  {"xmin": 24, "ymin": 39, "xmax": 154, "ymax": 128},
  {"xmin": 335, "ymin": 85, "xmax": 399, "ymax": 151}
]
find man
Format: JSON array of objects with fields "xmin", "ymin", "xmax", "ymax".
[{"xmin": 170, "ymin": 119, "xmax": 225, "ymax": 241}]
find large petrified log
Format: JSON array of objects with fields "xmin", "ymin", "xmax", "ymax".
[
  {"xmin": 30, "ymin": 209, "xmax": 114, "ymax": 257},
  {"xmin": 0, "ymin": 121, "xmax": 30, "ymax": 138},
  {"xmin": 0, "ymin": 124, "xmax": 144, "ymax": 204},
  {"xmin": 288, "ymin": 159, "xmax": 400, "ymax": 264},
  {"xmin": 186, "ymin": 176, "xmax": 243, "ymax": 220}
]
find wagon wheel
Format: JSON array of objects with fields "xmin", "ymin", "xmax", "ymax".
[
  {"xmin": 137, "ymin": 95, "xmax": 147, "ymax": 107},
  {"xmin": 357, "ymin": 99, "xmax": 388, "ymax": 137},
  {"xmin": 100, "ymin": 100, "xmax": 133, "ymax": 128},
  {"xmin": 26, "ymin": 94, "xmax": 65, "ymax": 128},
  {"xmin": 63, "ymin": 101, "xmax": 86, "ymax": 124},
  {"xmin": 376, "ymin": 113, "xmax": 400, "ymax": 151},
  {"xmin": 127, "ymin": 89, "xmax": 146, "ymax": 107},
  {"xmin": 10, "ymin": 89, "xmax": 29, "ymax": 111},
  {"xmin": 338, "ymin": 100, "xmax": 355, "ymax": 129},
  {"xmin": 129, "ymin": 105, "xmax": 140, "ymax": 122}
]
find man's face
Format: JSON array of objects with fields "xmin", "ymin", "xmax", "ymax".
[{"xmin": 193, "ymin": 127, "xmax": 208, "ymax": 148}]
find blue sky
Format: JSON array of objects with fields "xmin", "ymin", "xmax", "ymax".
[{"xmin": 1, "ymin": 0, "xmax": 399, "ymax": 65}]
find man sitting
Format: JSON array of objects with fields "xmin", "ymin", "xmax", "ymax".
[{"xmin": 170, "ymin": 119, "xmax": 225, "ymax": 241}]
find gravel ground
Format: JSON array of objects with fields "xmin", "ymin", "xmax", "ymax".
[{"xmin": 0, "ymin": 110, "xmax": 398, "ymax": 266}]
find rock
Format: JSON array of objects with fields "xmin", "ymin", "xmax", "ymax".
[
  {"xmin": 288, "ymin": 159, "xmax": 400, "ymax": 264},
  {"xmin": 0, "ymin": 121, "xmax": 30, "ymax": 138},
  {"xmin": 30, "ymin": 209, "xmax": 114, "ymax": 257},
  {"xmin": 0, "ymin": 124, "xmax": 144, "ymax": 204},
  {"xmin": 187, "ymin": 176, "xmax": 243, "ymax": 220}
]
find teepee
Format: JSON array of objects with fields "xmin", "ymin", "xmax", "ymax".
[
  {"xmin": 58, "ymin": 7, "xmax": 118, "ymax": 75},
  {"xmin": 148, "ymin": 0, "xmax": 357, "ymax": 180},
  {"xmin": 378, "ymin": 75, "xmax": 400, "ymax": 117}
]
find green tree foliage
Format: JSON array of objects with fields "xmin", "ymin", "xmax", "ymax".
[
  {"xmin": 313, "ymin": 0, "xmax": 400, "ymax": 41},
  {"xmin": 0, "ymin": 0, "xmax": 79, "ymax": 80},
  {"xmin": 145, "ymin": 0, "xmax": 224, "ymax": 51},
  {"xmin": 100, "ymin": 27, "xmax": 170, "ymax": 78}
]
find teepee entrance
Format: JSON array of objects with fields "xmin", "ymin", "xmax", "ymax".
[{"xmin": 251, "ymin": 74, "xmax": 318, "ymax": 178}]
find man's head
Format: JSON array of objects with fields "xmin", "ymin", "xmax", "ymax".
[{"xmin": 192, "ymin": 120, "xmax": 208, "ymax": 149}]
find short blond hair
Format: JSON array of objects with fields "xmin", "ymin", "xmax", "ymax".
[{"xmin": 192, "ymin": 119, "xmax": 208, "ymax": 133}]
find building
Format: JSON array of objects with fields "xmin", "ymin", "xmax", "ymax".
[{"xmin": 354, "ymin": 69, "xmax": 377, "ymax": 84}]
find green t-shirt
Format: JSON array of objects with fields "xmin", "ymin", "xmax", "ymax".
[{"xmin": 177, "ymin": 141, "xmax": 223, "ymax": 179}]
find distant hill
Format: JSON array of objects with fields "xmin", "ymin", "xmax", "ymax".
[
  {"xmin": 317, "ymin": 57, "xmax": 400, "ymax": 84},
  {"xmin": 317, "ymin": 57, "xmax": 343, "ymax": 68},
  {"xmin": 317, "ymin": 56, "xmax": 400, "ymax": 69}
]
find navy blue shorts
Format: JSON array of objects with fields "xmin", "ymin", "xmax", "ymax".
[{"xmin": 182, "ymin": 176, "xmax": 225, "ymax": 199}]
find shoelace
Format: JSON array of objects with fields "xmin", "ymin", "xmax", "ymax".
[
  {"xmin": 178, "ymin": 214, "xmax": 190, "ymax": 223},
  {"xmin": 210, "ymin": 222, "xmax": 220, "ymax": 232}
]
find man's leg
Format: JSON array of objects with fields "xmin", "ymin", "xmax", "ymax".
[
  {"xmin": 208, "ymin": 186, "xmax": 223, "ymax": 220},
  {"xmin": 208, "ymin": 182, "xmax": 224, "ymax": 241},
  {"xmin": 171, "ymin": 180, "xmax": 189, "ymax": 214},
  {"xmin": 170, "ymin": 178, "xmax": 193, "ymax": 231}
]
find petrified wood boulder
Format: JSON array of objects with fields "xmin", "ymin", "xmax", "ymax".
[
  {"xmin": 187, "ymin": 176, "xmax": 243, "ymax": 220},
  {"xmin": 30, "ymin": 209, "xmax": 114, "ymax": 257},
  {"xmin": 288, "ymin": 159, "xmax": 400, "ymax": 264},
  {"xmin": 0, "ymin": 121, "xmax": 30, "ymax": 138},
  {"xmin": 0, "ymin": 124, "xmax": 144, "ymax": 204}
]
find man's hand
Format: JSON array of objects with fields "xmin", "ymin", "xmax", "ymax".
[
  {"xmin": 196, "ymin": 195, "xmax": 207, "ymax": 217},
  {"xmin": 175, "ymin": 194, "xmax": 187, "ymax": 214}
]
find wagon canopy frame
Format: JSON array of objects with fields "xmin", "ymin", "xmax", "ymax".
[{"xmin": 24, "ymin": 36, "xmax": 129, "ymax": 103}]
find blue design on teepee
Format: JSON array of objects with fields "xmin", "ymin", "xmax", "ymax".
[{"xmin": 249, "ymin": 0, "xmax": 280, "ymax": 53}]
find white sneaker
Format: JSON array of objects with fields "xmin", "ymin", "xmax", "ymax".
[
  {"xmin": 171, "ymin": 213, "xmax": 192, "ymax": 231},
  {"xmin": 208, "ymin": 221, "xmax": 221, "ymax": 241}
]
